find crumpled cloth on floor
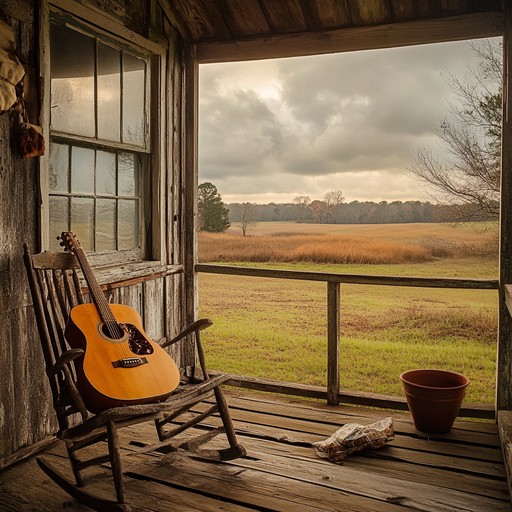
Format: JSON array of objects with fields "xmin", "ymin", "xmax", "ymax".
[{"xmin": 313, "ymin": 417, "xmax": 394, "ymax": 462}]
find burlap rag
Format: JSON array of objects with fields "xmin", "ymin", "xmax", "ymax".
[{"xmin": 313, "ymin": 417, "xmax": 394, "ymax": 462}]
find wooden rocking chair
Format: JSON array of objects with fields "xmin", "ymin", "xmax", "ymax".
[{"xmin": 23, "ymin": 244, "xmax": 246, "ymax": 511}]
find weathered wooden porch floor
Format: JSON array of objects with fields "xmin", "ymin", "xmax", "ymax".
[{"xmin": 0, "ymin": 391, "xmax": 509, "ymax": 511}]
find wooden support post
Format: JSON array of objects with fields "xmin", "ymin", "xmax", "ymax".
[
  {"xmin": 183, "ymin": 44, "xmax": 199, "ymax": 369},
  {"xmin": 327, "ymin": 282, "xmax": 340, "ymax": 406},
  {"xmin": 498, "ymin": 8, "xmax": 512, "ymax": 411}
]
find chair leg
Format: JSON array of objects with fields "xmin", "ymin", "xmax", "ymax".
[
  {"xmin": 65, "ymin": 441, "xmax": 84, "ymax": 487},
  {"xmin": 107, "ymin": 421, "xmax": 126, "ymax": 505},
  {"xmin": 213, "ymin": 387, "xmax": 246, "ymax": 459}
]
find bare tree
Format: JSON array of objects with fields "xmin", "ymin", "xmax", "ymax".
[
  {"xmin": 230, "ymin": 202, "xmax": 258, "ymax": 236},
  {"xmin": 293, "ymin": 195, "xmax": 311, "ymax": 222},
  {"xmin": 408, "ymin": 39, "xmax": 502, "ymax": 221},
  {"xmin": 324, "ymin": 190, "xmax": 345, "ymax": 223}
]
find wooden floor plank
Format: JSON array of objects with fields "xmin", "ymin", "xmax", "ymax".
[
  {"xmin": 225, "ymin": 444, "xmax": 510, "ymax": 512},
  {"xmin": 235, "ymin": 435, "xmax": 509, "ymax": 501},
  {"xmin": 225, "ymin": 394, "xmax": 501, "ymax": 444},
  {"xmin": 126, "ymin": 451, "xmax": 404, "ymax": 512},
  {"xmin": 185, "ymin": 406, "xmax": 505, "ymax": 479},
  {"xmin": 0, "ymin": 392, "xmax": 508, "ymax": 512}
]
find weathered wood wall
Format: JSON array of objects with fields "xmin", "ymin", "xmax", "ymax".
[
  {"xmin": 0, "ymin": 0, "xmax": 50, "ymax": 469},
  {"xmin": 0, "ymin": 0, "xmax": 192, "ymax": 468}
]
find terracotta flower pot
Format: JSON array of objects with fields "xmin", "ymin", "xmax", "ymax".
[{"xmin": 400, "ymin": 369, "xmax": 469, "ymax": 434}]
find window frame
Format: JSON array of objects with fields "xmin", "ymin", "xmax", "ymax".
[{"xmin": 40, "ymin": 0, "xmax": 167, "ymax": 268}]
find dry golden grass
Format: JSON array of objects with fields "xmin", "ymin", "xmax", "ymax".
[
  {"xmin": 232, "ymin": 221, "xmax": 497, "ymax": 246},
  {"xmin": 199, "ymin": 232, "xmax": 432, "ymax": 264}
]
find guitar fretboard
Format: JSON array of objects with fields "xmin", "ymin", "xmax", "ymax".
[{"xmin": 69, "ymin": 238, "xmax": 124, "ymax": 340}]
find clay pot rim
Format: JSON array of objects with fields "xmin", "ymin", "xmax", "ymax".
[{"xmin": 400, "ymin": 368, "xmax": 470, "ymax": 391}]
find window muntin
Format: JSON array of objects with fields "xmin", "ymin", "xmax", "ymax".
[
  {"xmin": 49, "ymin": 143, "xmax": 140, "ymax": 252},
  {"xmin": 48, "ymin": 14, "xmax": 149, "ymax": 257}
]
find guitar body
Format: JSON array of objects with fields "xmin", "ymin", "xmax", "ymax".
[{"xmin": 66, "ymin": 303, "xmax": 181, "ymax": 413}]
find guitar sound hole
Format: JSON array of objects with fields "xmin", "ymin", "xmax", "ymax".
[{"xmin": 100, "ymin": 322, "xmax": 125, "ymax": 340}]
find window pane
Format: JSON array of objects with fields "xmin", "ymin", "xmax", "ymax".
[
  {"xmin": 71, "ymin": 197, "xmax": 94, "ymax": 251},
  {"xmin": 118, "ymin": 152, "xmax": 137, "ymax": 196},
  {"xmin": 50, "ymin": 22, "xmax": 95, "ymax": 137},
  {"xmin": 96, "ymin": 199, "xmax": 116, "ymax": 252},
  {"xmin": 49, "ymin": 143, "xmax": 68, "ymax": 192},
  {"xmin": 96, "ymin": 150, "xmax": 116, "ymax": 195},
  {"xmin": 71, "ymin": 147, "xmax": 95, "ymax": 193},
  {"xmin": 98, "ymin": 43, "xmax": 121, "ymax": 141},
  {"xmin": 118, "ymin": 200, "xmax": 139, "ymax": 250},
  {"xmin": 123, "ymin": 53, "xmax": 146, "ymax": 146},
  {"xmin": 49, "ymin": 196, "xmax": 69, "ymax": 251}
]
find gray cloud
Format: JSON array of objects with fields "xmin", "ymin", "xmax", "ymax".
[{"xmin": 199, "ymin": 39, "xmax": 493, "ymax": 202}]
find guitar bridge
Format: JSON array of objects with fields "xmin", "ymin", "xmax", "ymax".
[{"xmin": 112, "ymin": 357, "xmax": 149, "ymax": 368}]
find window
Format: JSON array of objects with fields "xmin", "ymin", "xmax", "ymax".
[{"xmin": 48, "ymin": 13, "xmax": 150, "ymax": 258}]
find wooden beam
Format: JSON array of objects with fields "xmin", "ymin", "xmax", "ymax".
[
  {"xmin": 0, "ymin": 436, "xmax": 56, "ymax": 471},
  {"xmin": 223, "ymin": 373, "xmax": 495, "ymax": 419},
  {"xmin": 183, "ymin": 44, "xmax": 199, "ymax": 368},
  {"xmin": 197, "ymin": 12, "xmax": 504, "ymax": 63},
  {"xmin": 49, "ymin": 0, "xmax": 167, "ymax": 54},
  {"xmin": 326, "ymin": 282, "xmax": 340, "ymax": 406},
  {"xmin": 498, "ymin": 6, "xmax": 512, "ymax": 411},
  {"xmin": 497, "ymin": 410, "xmax": 512, "ymax": 497},
  {"xmin": 196, "ymin": 264, "xmax": 499, "ymax": 289}
]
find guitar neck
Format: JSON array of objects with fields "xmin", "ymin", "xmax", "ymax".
[{"xmin": 74, "ymin": 247, "xmax": 116, "ymax": 326}]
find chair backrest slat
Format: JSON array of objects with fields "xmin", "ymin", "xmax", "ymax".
[{"xmin": 24, "ymin": 245, "xmax": 90, "ymax": 428}]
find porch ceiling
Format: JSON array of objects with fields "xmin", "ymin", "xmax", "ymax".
[{"xmin": 167, "ymin": 0, "xmax": 504, "ymax": 62}]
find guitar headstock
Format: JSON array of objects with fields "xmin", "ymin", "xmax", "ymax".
[{"xmin": 58, "ymin": 232, "xmax": 82, "ymax": 254}]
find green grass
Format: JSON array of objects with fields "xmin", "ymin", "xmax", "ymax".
[
  {"xmin": 199, "ymin": 270, "xmax": 497, "ymax": 404},
  {"xmin": 198, "ymin": 223, "xmax": 498, "ymax": 405}
]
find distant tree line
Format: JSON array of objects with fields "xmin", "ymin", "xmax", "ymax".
[
  {"xmin": 226, "ymin": 199, "xmax": 494, "ymax": 225},
  {"xmin": 198, "ymin": 182, "xmax": 495, "ymax": 236}
]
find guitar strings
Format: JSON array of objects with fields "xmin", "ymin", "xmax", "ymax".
[{"xmin": 73, "ymin": 243, "xmax": 132, "ymax": 360}]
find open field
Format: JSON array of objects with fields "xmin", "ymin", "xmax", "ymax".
[
  {"xmin": 198, "ymin": 222, "xmax": 498, "ymax": 404},
  {"xmin": 228, "ymin": 220, "xmax": 497, "ymax": 246}
]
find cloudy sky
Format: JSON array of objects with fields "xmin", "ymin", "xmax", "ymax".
[{"xmin": 198, "ymin": 39, "xmax": 494, "ymax": 204}]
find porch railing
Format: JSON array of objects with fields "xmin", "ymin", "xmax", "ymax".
[{"xmin": 196, "ymin": 263, "xmax": 499, "ymax": 419}]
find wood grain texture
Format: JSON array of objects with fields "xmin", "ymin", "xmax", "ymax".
[
  {"xmin": 196, "ymin": 12, "xmax": 504, "ymax": 63},
  {"xmin": 196, "ymin": 263, "xmax": 499, "ymax": 288},
  {"xmin": 498, "ymin": 6, "xmax": 512, "ymax": 410},
  {"xmin": 2, "ymin": 392, "xmax": 506, "ymax": 511}
]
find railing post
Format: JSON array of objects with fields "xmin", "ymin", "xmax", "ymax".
[{"xmin": 327, "ymin": 281, "xmax": 340, "ymax": 405}]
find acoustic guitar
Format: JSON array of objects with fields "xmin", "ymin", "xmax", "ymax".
[{"xmin": 60, "ymin": 232, "xmax": 180, "ymax": 413}]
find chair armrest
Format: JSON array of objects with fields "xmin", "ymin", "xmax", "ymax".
[
  {"xmin": 160, "ymin": 319, "xmax": 213, "ymax": 349},
  {"xmin": 47, "ymin": 349, "xmax": 84, "ymax": 377}
]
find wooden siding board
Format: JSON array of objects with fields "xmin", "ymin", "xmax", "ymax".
[
  {"xmin": 0, "ymin": 4, "xmax": 45, "ymax": 467},
  {"xmin": 0, "ymin": 312, "xmax": 15, "ymax": 460},
  {"xmin": 143, "ymin": 278, "xmax": 165, "ymax": 341},
  {"xmin": 166, "ymin": 274, "xmax": 183, "ymax": 365}
]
